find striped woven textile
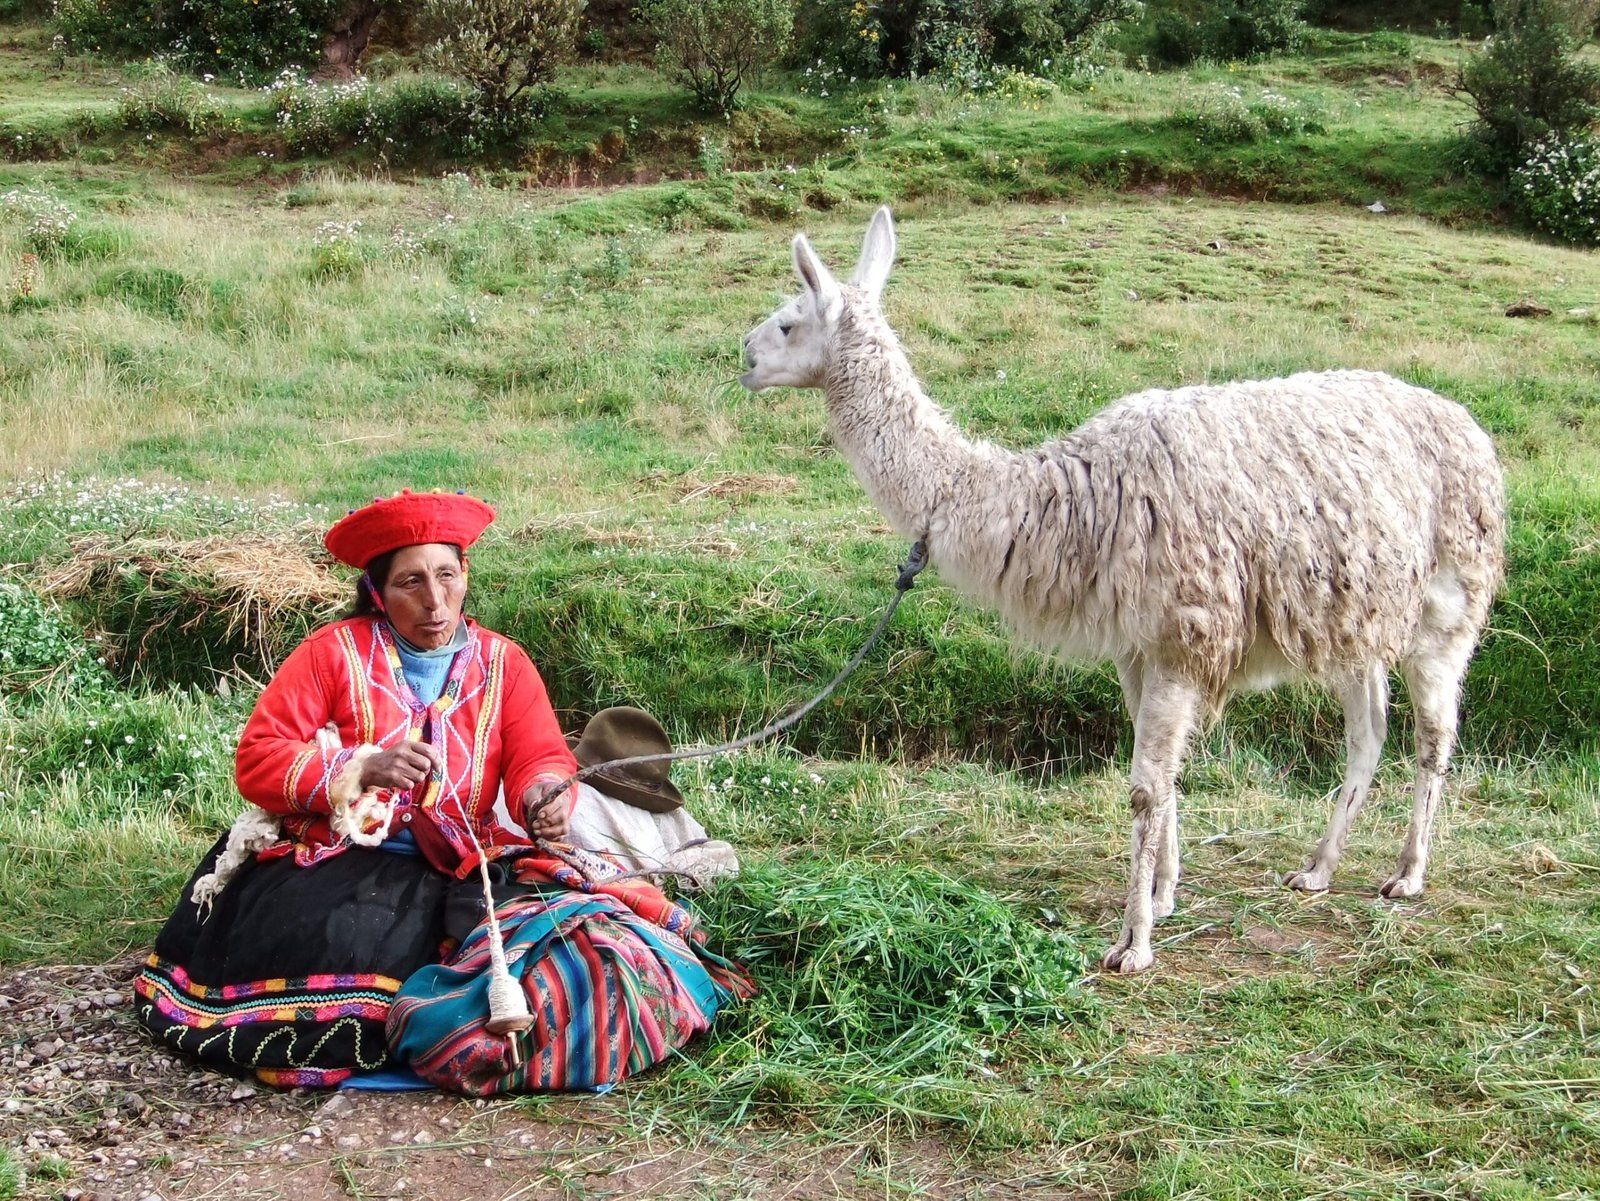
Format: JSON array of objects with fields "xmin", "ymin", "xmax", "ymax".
[
  {"xmin": 134, "ymin": 958, "xmax": 398, "ymax": 1089},
  {"xmin": 387, "ymin": 850, "xmax": 753, "ymax": 1096}
]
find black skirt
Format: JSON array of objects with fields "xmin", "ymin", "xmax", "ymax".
[{"xmin": 135, "ymin": 835, "xmax": 454, "ymax": 1087}]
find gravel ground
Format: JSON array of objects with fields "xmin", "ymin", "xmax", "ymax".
[{"xmin": 1, "ymin": 963, "xmax": 1075, "ymax": 1201}]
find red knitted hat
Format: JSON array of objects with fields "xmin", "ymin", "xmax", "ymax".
[{"xmin": 324, "ymin": 489, "xmax": 496, "ymax": 569}]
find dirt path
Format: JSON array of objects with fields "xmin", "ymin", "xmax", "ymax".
[{"xmin": 2, "ymin": 963, "xmax": 1076, "ymax": 1200}]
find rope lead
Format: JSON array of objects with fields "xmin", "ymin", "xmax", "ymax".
[{"xmin": 545, "ymin": 538, "xmax": 931, "ymax": 795}]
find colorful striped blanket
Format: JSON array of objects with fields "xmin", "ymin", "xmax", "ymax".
[{"xmin": 386, "ymin": 846, "xmax": 753, "ymax": 1095}]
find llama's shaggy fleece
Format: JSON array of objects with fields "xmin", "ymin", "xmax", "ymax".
[{"xmin": 741, "ymin": 207, "xmax": 1506, "ymax": 973}]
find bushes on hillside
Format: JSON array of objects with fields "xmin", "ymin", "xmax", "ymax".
[
  {"xmin": 269, "ymin": 70, "xmax": 552, "ymax": 156},
  {"xmin": 56, "ymin": 0, "xmax": 344, "ymax": 81},
  {"xmin": 1146, "ymin": 0, "xmax": 1309, "ymax": 66},
  {"xmin": 1456, "ymin": 0, "xmax": 1600, "ymax": 171},
  {"xmin": 795, "ymin": 0, "xmax": 1140, "ymax": 83},
  {"xmin": 639, "ymin": 0, "xmax": 795, "ymax": 113},
  {"xmin": 269, "ymin": 70, "xmax": 379, "ymax": 152}
]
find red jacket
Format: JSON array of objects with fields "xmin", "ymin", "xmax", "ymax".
[{"xmin": 235, "ymin": 617, "xmax": 577, "ymax": 877}]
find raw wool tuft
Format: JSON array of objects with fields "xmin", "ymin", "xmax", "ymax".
[
  {"xmin": 327, "ymin": 744, "xmax": 394, "ymax": 845},
  {"xmin": 190, "ymin": 743, "xmax": 391, "ymax": 915},
  {"xmin": 740, "ymin": 207, "xmax": 1507, "ymax": 974},
  {"xmin": 190, "ymin": 807, "xmax": 283, "ymax": 917}
]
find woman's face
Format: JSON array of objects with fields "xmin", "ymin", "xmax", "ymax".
[{"xmin": 380, "ymin": 543, "xmax": 467, "ymax": 650}]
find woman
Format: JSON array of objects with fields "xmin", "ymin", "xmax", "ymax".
[{"xmin": 135, "ymin": 489, "xmax": 747, "ymax": 1091}]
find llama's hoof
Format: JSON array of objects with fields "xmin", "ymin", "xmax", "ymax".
[
  {"xmin": 1102, "ymin": 943, "xmax": 1155, "ymax": 974},
  {"xmin": 1285, "ymin": 868, "xmax": 1331, "ymax": 893},
  {"xmin": 1153, "ymin": 891, "xmax": 1177, "ymax": 919},
  {"xmin": 1379, "ymin": 874, "xmax": 1425, "ymax": 900}
]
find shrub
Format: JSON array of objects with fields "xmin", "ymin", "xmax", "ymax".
[
  {"xmin": 421, "ymin": 0, "xmax": 583, "ymax": 119},
  {"xmin": 987, "ymin": 0, "xmax": 1145, "ymax": 70},
  {"xmin": 371, "ymin": 75, "xmax": 485, "ymax": 151},
  {"xmin": 794, "ymin": 0, "xmax": 1139, "ymax": 82},
  {"xmin": 56, "ymin": 0, "xmax": 344, "ymax": 81},
  {"xmin": 1205, "ymin": 0, "xmax": 1307, "ymax": 60},
  {"xmin": 116, "ymin": 59, "xmax": 229, "ymax": 137},
  {"xmin": 1145, "ymin": 0, "xmax": 1307, "ymax": 66},
  {"xmin": 1175, "ymin": 81, "xmax": 1323, "ymax": 143},
  {"xmin": 267, "ymin": 69, "xmax": 377, "ymax": 153},
  {"xmin": 54, "ymin": 0, "xmax": 160, "ymax": 61},
  {"xmin": 1456, "ymin": 0, "xmax": 1600, "ymax": 172},
  {"xmin": 1148, "ymin": 6, "xmax": 1205, "ymax": 64},
  {"xmin": 1513, "ymin": 131, "xmax": 1600, "ymax": 242},
  {"xmin": 639, "ymin": 0, "xmax": 795, "ymax": 114}
]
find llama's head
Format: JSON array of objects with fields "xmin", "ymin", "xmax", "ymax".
[{"xmin": 740, "ymin": 206, "xmax": 897, "ymax": 391}]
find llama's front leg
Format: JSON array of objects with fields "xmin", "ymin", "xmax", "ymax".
[
  {"xmin": 1287, "ymin": 665, "xmax": 1387, "ymax": 893},
  {"xmin": 1104, "ymin": 675, "xmax": 1200, "ymax": 974},
  {"xmin": 1119, "ymin": 653, "xmax": 1178, "ymax": 920},
  {"xmin": 1103, "ymin": 785, "xmax": 1163, "ymax": 974}
]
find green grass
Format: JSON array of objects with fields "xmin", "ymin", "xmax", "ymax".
[{"xmin": 2, "ymin": 17, "xmax": 1599, "ymax": 1199}]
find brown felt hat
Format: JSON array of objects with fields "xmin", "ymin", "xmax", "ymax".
[{"xmin": 566, "ymin": 706, "xmax": 684, "ymax": 813}]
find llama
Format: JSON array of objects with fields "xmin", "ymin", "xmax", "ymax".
[{"xmin": 740, "ymin": 207, "xmax": 1505, "ymax": 973}]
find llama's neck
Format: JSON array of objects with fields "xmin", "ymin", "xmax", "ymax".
[
  {"xmin": 823, "ymin": 298, "xmax": 996, "ymax": 543},
  {"xmin": 823, "ymin": 297, "xmax": 1099, "ymax": 645}
]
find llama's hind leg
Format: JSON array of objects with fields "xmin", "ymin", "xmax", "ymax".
[
  {"xmin": 1104, "ymin": 673, "xmax": 1201, "ymax": 974},
  {"xmin": 1286, "ymin": 664, "xmax": 1388, "ymax": 893},
  {"xmin": 1152, "ymin": 801, "xmax": 1181, "ymax": 919},
  {"xmin": 1383, "ymin": 628, "xmax": 1474, "ymax": 899}
]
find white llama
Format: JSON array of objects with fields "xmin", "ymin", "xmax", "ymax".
[{"xmin": 740, "ymin": 207, "xmax": 1505, "ymax": 973}]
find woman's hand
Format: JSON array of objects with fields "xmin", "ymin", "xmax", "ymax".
[
  {"xmin": 359, "ymin": 742, "xmax": 442, "ymax": 793},
  {"xmin": 522, "ymin": 777, "xmax": 572, "ymax": 841}
]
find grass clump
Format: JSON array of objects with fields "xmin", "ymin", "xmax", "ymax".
[
  {"xmin": 0, "ymin": 585, "xmax": 244, "ymax": 964},
  {"xmin": 2, "ymin": 476, "xmax": 338, "ymax": 684},
  {"xmin": 1173, "ymin": 80, "xmax": 1326, "ymax": 143},
  {"xmin": 0, "ymin": 1146, "xmax": 18, "ymax": 1201},
  {"xmin": 39, "ymin": 528, "xmax": 345, "ymax": 684},
  {"xmin": 672, "ymin": 857, "xmax": 1095, "ymax": 1127},
  {"xmin": 115, "ymin": 59, "xmax": 230, "ymax": 137}
]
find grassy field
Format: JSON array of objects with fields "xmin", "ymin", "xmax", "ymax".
[{"xmin": 2, "ymin": 15, "xmax": 1600, "ymax": 1200}]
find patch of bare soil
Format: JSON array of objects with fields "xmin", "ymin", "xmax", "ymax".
[{"xmin": 1, "ymin": 964, "xmax": 1077, "ymax": 1201}]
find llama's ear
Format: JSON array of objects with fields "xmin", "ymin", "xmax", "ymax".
[
  {"xmin": 849, "ymin": 206, "xmax": 896, "ymax": 299},
  {"xmin": 793, "ymin": 233, "xmax": 841, "ymax": 317}
]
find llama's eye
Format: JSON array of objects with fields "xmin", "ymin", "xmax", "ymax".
[{"xmin": 778, "ymin": 322, "xmax": 794, "ymax": 337}]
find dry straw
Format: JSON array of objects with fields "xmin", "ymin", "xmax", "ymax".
[{"xmin": 41, "ymin": 529, "xmax": 346, "ymax": 667}]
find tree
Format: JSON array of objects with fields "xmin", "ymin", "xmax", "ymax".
[
  {"xmin": 320, "ymin": 0, "xmax": 388, "ymax": 77},
  {"xmin": 423, "ymin": 0, "xmax": 585, "ymax": 116},
  {"xmin": 639, "ymin": 0, "xmax": 794, "ymax": 114},
  {"xmin": 1456, "ymin": 0, "xmax": 1600, "ymax": 170}
]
